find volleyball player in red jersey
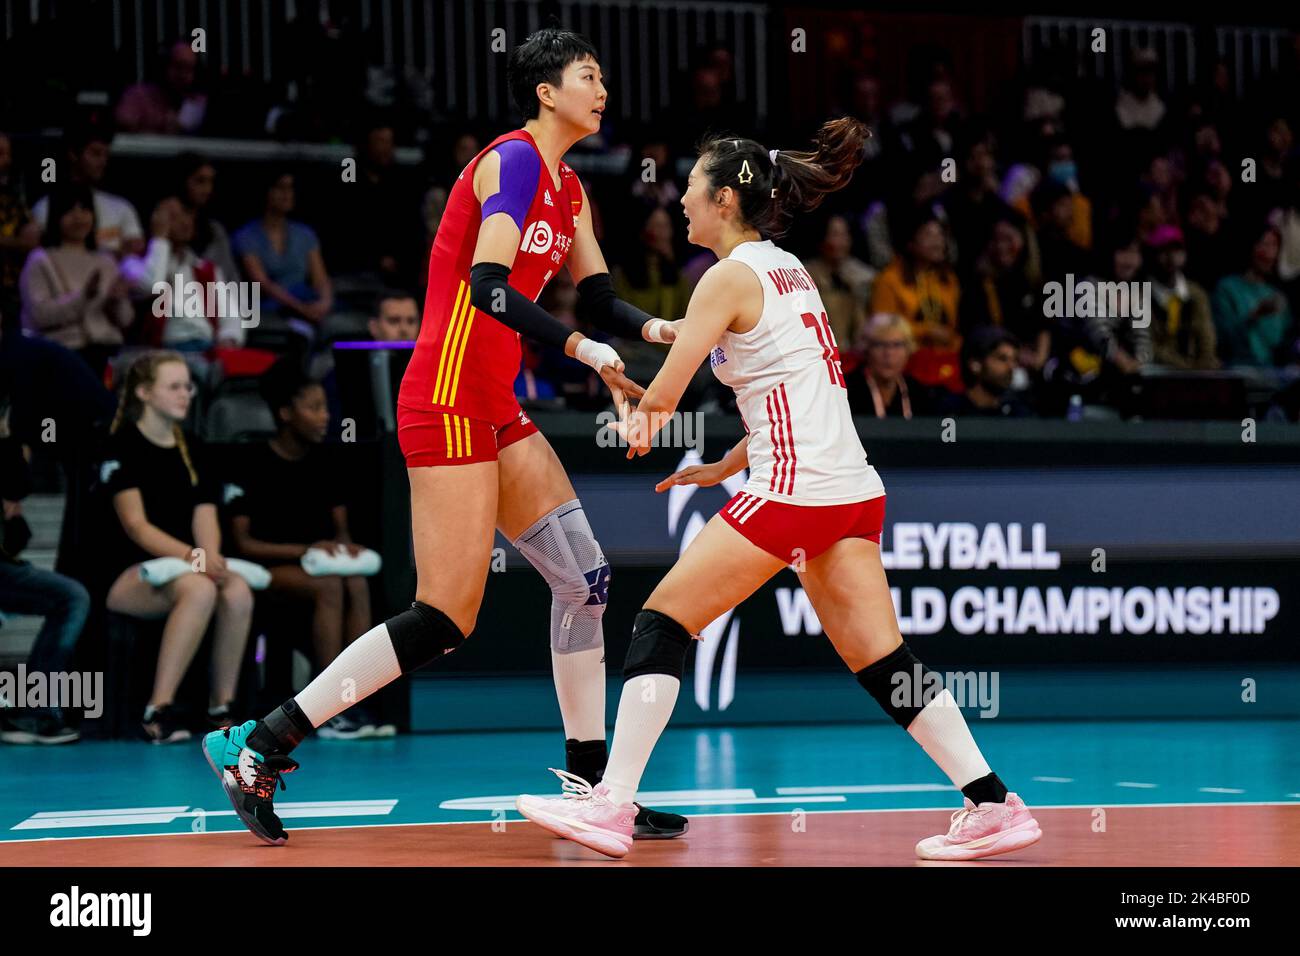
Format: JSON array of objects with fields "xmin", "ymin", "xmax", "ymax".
[{"xmin": 202, "ymin": 28, "xmax": 688, "ymax": 844}]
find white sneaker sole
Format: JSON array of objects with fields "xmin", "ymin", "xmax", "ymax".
[
  {"xmin": 916, "ymin": 819, "xmax": 1043, "ymax": 861},
  {"xmin": 515, "ymin": 795, "xmax": 633, "ymax": 859}
]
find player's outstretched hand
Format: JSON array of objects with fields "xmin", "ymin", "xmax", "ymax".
[
  {"xmin": 654, "ymin": 461, "xmax": 726, "ymax": 492},
  {"xmin": 598, "ymin": 363, "xmax": 646, "ymax": 410}
]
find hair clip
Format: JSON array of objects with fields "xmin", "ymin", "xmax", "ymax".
[
  {"xmin": 769, "ymin": 149, "xmax": 779, "ymax": 163},
  {"xmin": 738, "ymin": 160, "xmax": 754, "ymax": 184}
]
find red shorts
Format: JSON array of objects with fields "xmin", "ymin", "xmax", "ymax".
[
  {"xmin": 396, "ymin": 404, "xmax": 539, "ymax": 466},
  {"xmin": 718, "ymin": 492, "xmax": 886, "ymax": 563}
]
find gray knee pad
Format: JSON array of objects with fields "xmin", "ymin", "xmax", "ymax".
[{"xmin": 513, "ymin": 500, "xmax": 609, "ymax": 655}]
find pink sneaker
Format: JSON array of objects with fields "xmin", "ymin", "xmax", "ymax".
[
  {"xmin": 515, "ymin": 769, "xmax": 636, "ymax": 859},
  {"xmin": 916, "ymin": 792, "xmax": 1042, "ymax": 861}
]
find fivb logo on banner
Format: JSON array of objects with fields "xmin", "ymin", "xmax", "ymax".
[{"xmin": 667, "ymin": 449, "xmax": 749, "ymax": 712}]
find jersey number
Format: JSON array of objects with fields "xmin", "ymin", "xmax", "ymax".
[{"xmin": 801, "ymin": 312, "xmax": 846, "ymax": 388}]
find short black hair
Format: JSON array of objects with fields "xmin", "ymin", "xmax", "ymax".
[
  {"xmin": 375, "ymin": 288, "xmax": 418, "ymax": 315},
  {"xmin": 259, "ymin": 355, "xmax": 317, "ymax": 424},
  {"xmin": 961, "ymin": 325, "xmax": 1017, "ymax": 384},
  {"xmin": 40, "ymin": 183, "xmax": 97, "ymax": 249},
  {"xmin": 62, "ymin": 117, "xmax": 113, "ymax": 157},
  {"xmin": 507, "ymin": 28, "xmax": 599, "ymax": 120}
]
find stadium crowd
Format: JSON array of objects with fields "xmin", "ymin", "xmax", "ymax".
[{"xmin": 3, "ymin": 24, "xmax": 1300, "ymax": 745}]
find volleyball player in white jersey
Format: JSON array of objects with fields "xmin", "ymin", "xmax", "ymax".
[{"xmin": 516, "ymin": 119, "xmax": 1042, "ymax": 861}]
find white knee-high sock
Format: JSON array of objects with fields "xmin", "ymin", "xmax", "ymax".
[
  {"xmin": 600, "ymin": 674, "xmax": 681, "ymax": 805},
  {"xmin": 551, "ymin": 646, "xmax": 607, "ymax": 742},
  {"xmin": 906, "ymin": 689, "xmax": 992, "ymax": 789},
  {"xmin": 293, "ymin": 621, "xmax": 402, "ymax": 727}
]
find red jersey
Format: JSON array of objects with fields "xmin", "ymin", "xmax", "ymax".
[{"xmin": 398, "ymin": 129, "xmax": 584, "ymax": 423}]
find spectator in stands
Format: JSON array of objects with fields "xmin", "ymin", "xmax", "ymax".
[
  {"xmin": 420, "ymin": 184, "xmax": 448, "ymax": 276},
  {"xmin": 871, "ymin": 210, "xmax": 962, "ymax": 392},
  {"xmin": 613, "ymin": 205, "xmax": 692, "ymax": 322},
  {"xmin": 1033, "ymin": 179, "xmax": 1091, "ymax": 285},
  {"xmin": 328, "ymin": 120, "xmax": 420, "ymax": 286},
  {"xmin": 1083, "ymin": 229, "xmax": 1153, "ymax": 381},
  {"xmin": 805, "ymin": 213, "xmax": 874, "ymax": 348},
  {"xmin": 232, "ymin": 169, "xmax": 333, "ymax": 331},
  {"xmin": 1003, "ymin": 132, "xmax": 1092, "ymax": 251},
  {"xmin": 961, "ymin": 212, "xmax": 1048, "ymax": 372},
  {"xmin": 1273, "ymin": 160, "xmax": 1300, "ymax": 306},
  {"xmin": 0, "ymin": 131, "xmax": 39, "ymax": 332},
  {"xmin": 1244, "ymin": 114, "xmax": 1294, "ymax": 222},
  {"xmin": 628, "ymin": 137, "xmax": 682, "ymax": 213},
  {"xmin": 896, "ymin": 78, "xmax": 962, "ymax": 160},
  {"xmin": 862, "ymin": 164, "xmax": 947, "ymax": 270},
  {"xmin": 0, "ymin": 378, "xmax": 89, "ymax": 745},
  {"xmin": 1139, "ymin": 150, "xmax": 1181, "ymax": 231},
  {"xmin": 19, "ymin": 183, "xmax": 134, "ymax": 376},
  {"xmin": 1132, "ymin": 182, "xmax": 1170, "ymax": 244},
  {"xmin": 368, "ymin": 290, "xmax": 419, "ymax": 342},
  {"xmin": 226, "ymin": 359, "xmax": 382, "ymax": 738},
  {"xmin": 1213, "ymin": 220, "xmax": 1296, "ymax": 368},
  {"xmin": 120, "ymin": 196, "xmax": 243, "ymax": 352},
  {"xmin": 1114, "ymin": 48, "xmax": 1167, "ymax": 133},
  {"xmin": 942, "ymin": 325, "xmax": 1034, "ymax": 417},
  {"xmin": 452, "ymin": 131, "xmax": 481, "ymax": 172},
  {"xmin": 844, "ymin": 313, "xmax": 935, "ymax": 419},
  {"xmin": 31, "ymin": 122, "xmax": 144, "ymax": 259},
  {"xmin": 419, "ymin": 130, "xmax": 481, "ymax": 272},
  {"xmin": 1146, "ymin": 225, "xmax": 1219, "ymax": 370},
  {"xmin": 943, "ymin": 128, "xmax": 1014, "ymax": 275},
  {"xmin": 1183, "ymin": 188, "xmax": 1234, "ymax": 291},
  {"xmin": 100, "ymin": 351, "xmax": 252, "ymax": 743},
  {"xmin": 114, "ymin": 39, "xmax": 208, "ymax": 135},
  {"xmin": 176, "ymin": 152, "xmax": 239, "ymax": 282},
  {"xmin": 1199, "ymin": 157, "xmax": 1233, "ymax": 222}
]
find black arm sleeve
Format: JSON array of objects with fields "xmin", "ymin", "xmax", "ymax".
[
  {"xmin": 575, "ymin": 272, "xmax": 654, "ymax": 340},
  {"xmin": 468, "ymin": 261, "xmax": 574, "ymax": 351}
]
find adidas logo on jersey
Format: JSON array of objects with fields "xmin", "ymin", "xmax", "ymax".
[{"xmin": 543, "ymin": 189, "xmax": 554, "ymax": 206}]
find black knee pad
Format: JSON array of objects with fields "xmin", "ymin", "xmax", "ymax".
[
  {"xmin": 624, "ymin": 609, "xmax": 693, "ymax": 681},
  {"xmin": 387, "ymin": 601, "xmax": 466, "ymax": 673},
  {"xmin": 854, "ymin": 643, "xmax": 942, "ymax": 729}
]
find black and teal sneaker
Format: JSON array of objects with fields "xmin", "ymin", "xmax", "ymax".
[
  {"xmin": 203, "ymin": 719, "xmax": 298, "ymax": 845},
  {"xmin": 633, "ymin": 803, "xmax": 689, "ymax": 840}
]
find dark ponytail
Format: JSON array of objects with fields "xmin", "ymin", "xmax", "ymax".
[{"xmin": 698, "ymin": 117, "xmax": 870, "ymax": 238}]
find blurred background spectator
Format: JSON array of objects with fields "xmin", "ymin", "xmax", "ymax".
[
  {"xmin": 115, "ymin": 39, "xmax": 208, "ymax": 135},
  {"xmin": 31, "ymin": 122, "xmax": 144, "ymax": 259},
  {"xmin": 19, "ymin": 183, "xmax": 133, "ymax": 376}
]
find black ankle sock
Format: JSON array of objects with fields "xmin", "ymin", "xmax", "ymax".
[
  {"xmin": 565, "ymin": 738, "xmax": 608, "ymax": 786},
  {"xmin": 249, "ymin": 699, "xmax": 315, "ymax": 756},
  {"xmin": 962, "ymin": 772, "xmax": 1009, "ymax": 806}
]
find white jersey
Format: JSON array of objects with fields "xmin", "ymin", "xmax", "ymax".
[{"xmin": 709, "ymin": 239, "xmax": 885, "ymax": 506}]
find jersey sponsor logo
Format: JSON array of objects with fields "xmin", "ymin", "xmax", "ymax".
[
  {"xmin": 709, "ymin": 346, "xmax": 727, "ymax": 368},
  {"xmin": 222, "ymin": 483, "xmax": 244, "ymax": 505},
  {"xmin": 99, "ymin": 460, "xmax": 120, "ymax": 484},
  {"xmin": 519, "ymin": 220, "xmax": 554, "ymax": 255}
]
